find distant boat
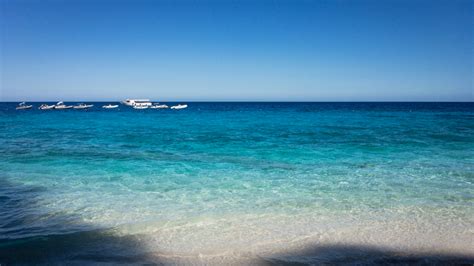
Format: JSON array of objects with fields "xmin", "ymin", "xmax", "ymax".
[
  {"xmin": 39, "ymin": 104, "xmax": 55, "ymax": 110},
  {"xmin": 150, "ymin": 104, "xmax": 168, "ymax": 109},
  {"xmin": 102, "ymin": 104, "xmax": 119, "ymax": 109},
  {"xmin": 16, "ymin": 102, "xmax": 33, "ymax": 110},
  {"xmin": 54, "ymin": 101, "xmax": 73, "ymax": 110},
  {"xmin": 73, "ymin": 103, "xmax": 94, "ymax": 109},
  {"xmin": 133, "ymin": 105, "xmax": 149, "ymax": 109},
  {"xmin": 170, "ymin": 104, "xmax": 188, "ymax": 110},
  {"xmin": 122, "ymin": 99, "xmax": 152, "ymax": 107}
]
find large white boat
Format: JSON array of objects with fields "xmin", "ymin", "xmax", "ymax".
[
  {"xmin": 54, "ymin": 101, "xmax": 73, "ymax": 110},
  {"xmin": 73, "ymin": 103, "xmax": 94, "ymax": 109},
  {"xmin": 170, "ymin": 104, "xmax": 188, "ymax": 110},
  {"xmin": 39, "ymin": 104, "xmax": 55, "ymax": 110},
  {"xmin": 102, "ymin": 104, "xmax": 119, "ymax": 109},
  {"xmin": 122, "ymin": 99, "xmax": 152, "ymax": 107},
  {"xmin": 16, "ymin": 102, "xmax": 33, "ymax": 110}
]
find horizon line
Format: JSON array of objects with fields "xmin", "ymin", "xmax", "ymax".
[{"xmin": 1, "ymin": 100, "xmax": 473, "ymax": 103}]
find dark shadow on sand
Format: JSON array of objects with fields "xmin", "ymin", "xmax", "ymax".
[
  {"xmin": 0, "ymin": 179, "xmax": 162, "ymax": 265},
  {"xmin": 260, "ymin": 244, "xmax": 474, "ymax": 265}
]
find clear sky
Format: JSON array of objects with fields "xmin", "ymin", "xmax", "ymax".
[{"xmin": 1, "ymin": 0, "xmax": 472, "ymax": 101}]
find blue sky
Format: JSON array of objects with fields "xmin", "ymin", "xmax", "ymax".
[{"xmin": 1, "ymin": 0, "xmax": 472, "ymax": 101}]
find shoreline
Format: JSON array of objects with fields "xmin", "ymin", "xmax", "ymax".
[{"xmin": 1, "ymin": 208, "xmax": 473, "ymax": 264}]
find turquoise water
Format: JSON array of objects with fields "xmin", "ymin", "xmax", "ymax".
[{"xmin": 1, "ymin": 102, "xmax": 473, "ymax": 264}]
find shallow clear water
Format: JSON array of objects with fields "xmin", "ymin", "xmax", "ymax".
[{"xmin": 0, "ymin": 102, "xmax": 473, "ymax": 264}]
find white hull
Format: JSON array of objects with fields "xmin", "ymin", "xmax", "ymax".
[
  {"xmin": 133, "ymin": 106, "xmax": 149, "ymax": 109},
  {"xmin": 171, "ymin": 104, "xmax": 188, "ymax": 110},
  {"xmin": 103, "ymin": 105, "xmax": 119, "ymax": 109},
  {"xmin": 39, "ymin": 105, "xmax": 55, "ymax": 110},
  {"xmin": 16, "ymin": 105, "xmax": 33, "ymax": 110},
  {"xmin": 150, "ymin": 104, "xmax": 168, "ymax": 109},
  {"xmin": 73, "ymin": 105, "xmax": 94, "ymax": 109},
  {"xmin": 55, "ymin": 105, "xmax": 73, "ymax": 109}
]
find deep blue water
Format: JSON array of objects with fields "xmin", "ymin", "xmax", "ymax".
[{"xmin": 0, "ymin": 102, "xmax": 473, "ymax": 264}]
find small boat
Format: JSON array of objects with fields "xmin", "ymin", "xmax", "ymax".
[
  {"xmin": 73, "ymin": 103, "xmax": 94, "ymax": 109},
  {"xmin": 39, "ymin": 104, "xmax": 55, "ymax": 110},
  {"xmin": 54, "ymin": 101, "xmax": 73, "ymax": 110},
  {"xmin": 133, "ymin": 105, "xmax": 149, "ymax": 109},
  {"xmin": 102, "ymin": 104, "xmax": 119, "ymax": 109},
  {"xmin": 16, "ymin": 102, "xmax": 33, "ymax": 110},
  {"xmin": 150, "ymin": 104, "xmax": 168, "ymax": 109},
  {"xmin": 170, "ymin": 104, "xmax": 188, "ymax": 110}
]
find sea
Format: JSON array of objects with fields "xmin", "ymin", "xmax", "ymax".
[{"xmin": 0, "ymin": 102, "xmax": 473, "ymax": 265}]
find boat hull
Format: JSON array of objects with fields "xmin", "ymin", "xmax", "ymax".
[
  {"xmin": 171, "ymin": 104, "xmax": 188, "ymax": 110},
  {"xmin": 39, "ymin": 105, "xmax": 55, "ymax": 110},
  {"xmin": 73, "ymin": 105, "xmax": 94, "ymax": 109},
  {"xmin": 150, "ymin": 105, "xmax": 168, "ymax": 109},
  {"xmin": 16, "ymin": 106, "xmax": 33, "ymax": 110},
  {"xmin": 54, "ymin": 106, "xmax": 73, "ymax": 110}
]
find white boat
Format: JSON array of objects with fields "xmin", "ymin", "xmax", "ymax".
[
  {"xmin": 133, "ymin": 105, "xmax": 149, "ymax": 109},
  {"xmin": 170, "ymin": 104, "xmax": 188, "ymax": 110},
  {"xmin": 102, "ymin": 104, "xmax": 119, "ymax": 109},
  {"xmin": 122, "ymin": 99, "xmax": 152, "ymax": 107},
  {"xmin": 150, "ymin": 104, "xmax": 168, "ymax": 109},
  {"xmin": 73, "ymin": 103, "xmax": 94, "ymax": 109},
  {"xmin": 39, "ymin": 104, "xmax": 55, "ymax": 110},
  {"xmin": 54, "ymin": 101, "xmax": 73, "ymax": 110},
  {"xmin": 16, "ymin": 102, "xmax": 33, "ymax": 110}
]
